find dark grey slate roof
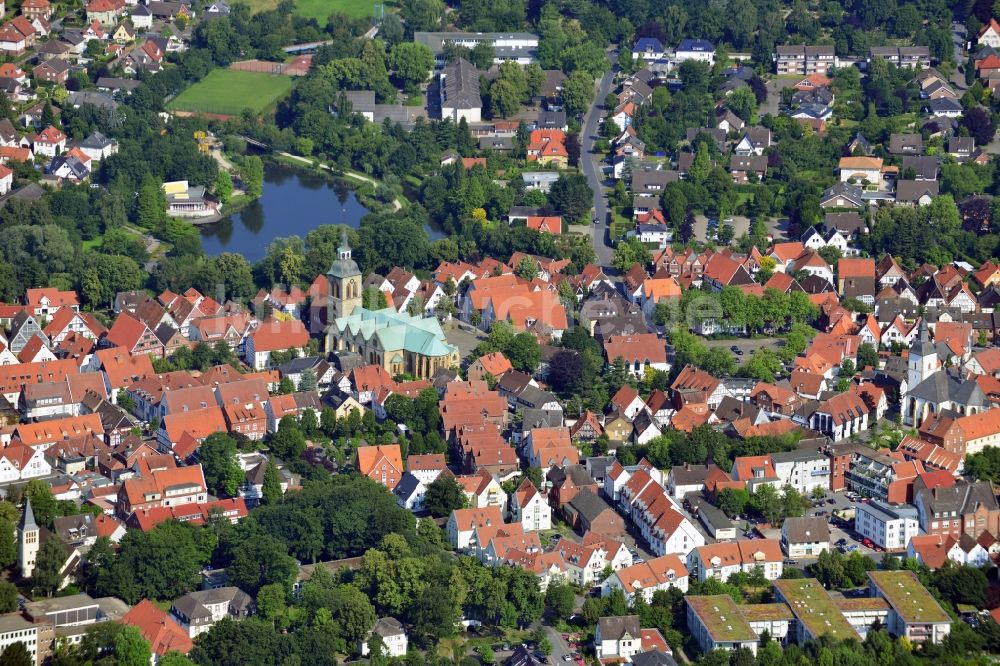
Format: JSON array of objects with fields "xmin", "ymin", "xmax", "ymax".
[
  {"xmin": 394, "ymin": 473, "xmax": 423, "ymax": 502},
  {"xmin": 597, "ymin": 615, "xmax": 641, "ymax": 640},
  {"xmin": 900, "ymin": 155, "xmax": 938, "ymax": 180},
  {"xmin": 507, "ymin": 644, "xmax": 545, "ymax": 666},
  {"xmin": 631, "ymin": 651, "xmax": 678, "ymax": 666},
  {"xmin": 566, "ymin": 488, "xmax": 614, "ymax": 523},
  {"xmin": 907, "ymin": 368, "xmax": 988, "ymax": 407},
  {"xmin": 373, "ymin": 616, "xmax": 405, "ymax": 637},
  {"xmin": 441, "ymin": 58, "xmax": 482, "ymax": 110},
  {"xmin": 782, "ymin": 516, "xmax": 830, "ymax": 542}
]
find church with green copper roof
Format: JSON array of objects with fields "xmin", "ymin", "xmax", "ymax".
[{"xmin": 326, "ymin": 307, "xmax": 460, "ymax": 379}]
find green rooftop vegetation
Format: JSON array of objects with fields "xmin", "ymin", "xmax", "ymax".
[
  {"xmin": 687, "ymin": 595, "xmax": 757, "ymax": 643},
  {"xmin": 868, "ymin": 571, "xmax": 950, "ymax": 625},
  {"xmin": 739, "ymin": 603, "xmax": 795, "ymax": 622},
  {"xmin": 773, "ymin": 578, "xmax": 859, "ymax": 641}
]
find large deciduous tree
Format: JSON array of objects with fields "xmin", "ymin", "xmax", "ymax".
[
  {"xmin": 548, "ymin": 173, "xmax": 593, "ymax": 223},
  {"xmin": 561, "ymin": 71, "xmax": 596, "ymax": 116},
  {"xmin": 423, "ymin": 476, "xmax": 467, "ymax": 517},
  {"xmin": 963, "ymin": 106, "xmax": 996, "ymax": 146},
  {"xmin": 227, "ymin": 535, "xmax": 299, "ymax": 597},
  {"xmin": 389, "ymin": 42, "xmax": 435, "ymax": 91},
  {"xmin": 200, "ymin": 432, "xmax": 244, "ymax": 498}
]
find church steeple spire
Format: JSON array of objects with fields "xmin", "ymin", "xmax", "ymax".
[
  {"xmin": 337, "ymin": 229, "xmax": 351, "ymax": 260},
  {"xmin": 18, "ymin": 498, "xmax": 35, "ymax": 531},
  {"xmin": 17, "ymin": 498, "xmax": 39, "ymax": 578}
]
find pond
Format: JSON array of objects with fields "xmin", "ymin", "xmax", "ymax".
[{"xmin": 198, "ymin": 162, "xmax": 442, "ymax": 262}]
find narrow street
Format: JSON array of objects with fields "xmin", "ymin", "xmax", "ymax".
[
  {"xmin": 544, "ymin": 625, "xmax": 574, "ymax": 663},
  {"xmin": 580, "ymin": 51, "xmax": 619, "ymax": 271}
]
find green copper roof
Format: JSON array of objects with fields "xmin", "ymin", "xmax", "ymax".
[
  {"xmin": 331, "ymin": 307, "xmax": 458, "ymax": 358},
  {"xmin": 328, "ymin": 257, "xmax": 361, "ymax": 279},
  {"xmin": 327, "ymin": 230, "xmax": 361, "ymax": 279}
]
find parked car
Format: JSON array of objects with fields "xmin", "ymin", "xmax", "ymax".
[
  {"xmin": 826, "ymin": 498, "xmax": 836, "ymax": 505},
  {"xmin": 862, "ymin": 538, "xmax": 874, "ymax": 548}
]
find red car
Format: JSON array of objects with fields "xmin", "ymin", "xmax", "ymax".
[{"xmin": 862, "ymin": 538, "xmax": 874, "ymax": 548}]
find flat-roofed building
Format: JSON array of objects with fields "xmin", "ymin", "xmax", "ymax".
[
  {"xmin": 415, "ymin": 31, "xmax": 539, "ymax": 65},
  {"xmin": 686, "ymin": 595, "xmax": 759, "ymax": 656},
  {"xmin": 773, "ymin": 578, "xmax": 860, "ymax": 644},
  {"xmin": 834, "ymin": 596, "xmax": 890, "ymax": 638},
  {"xmin": 855, "ymin": 500, "xmax": 920, "ymax": 551},
  {"xmin": 0, "ymin": 614, "xmax": 40, "ymax": 665},
  {"xmin": 24, "ymin": 594, "xmax": 99, "ymax": 627},
  {"xmin": 738, "ymin": 603, "xmax": 794, "ymax": 643},
  {"xmin": 868, "ymin": 570, "xmax": 951, "ymax": 644}
]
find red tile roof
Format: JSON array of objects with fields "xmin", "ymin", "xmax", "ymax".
[
  {"xmin": 837, "ymin": 257, "xmax": 876, "ymax": 279},
  {"xmin": 120, "ymin": 464, "xmax": 206, "ymax": 509},
  {"xmin": 86, "ymin": 0, "xmax": 124, "ymax": 12},
  {"xmin": 248, "ymin": 317, "xmax": 309, "ymax": 352},
  {"xmin": 0, "ymin": 358, "xmax": 77, "ymax": 396},
  {"xmin": 526, "ymin": 129, "xmax": 567, "ymax": 159},
  {"xmin": 95, "ymin": 348, "xmax": 154, "ymax": 389},
  {"xmin": 121, "ymin": 600, "xmax": 193, "ymax": 656},
  {"xmin": 26, "ymin": 287, "xmax": 77, "ymax": 309},
  {"xmin": 472, "ymin": 351, "xmax": 513, "ymax": 377},
  {"xmin": 106, "ymin": 312, "xmax": 150, "ymax": 351},
  {"xmin": 35, "ymin": 125, "xmax": 64, "ymax": 145},
  {"xmin": 603, "ymin": 333, "xmax": 666, "ymax": 365},
  {"xmin": 526, "ymin": 215, "xmax": 562, "ymax": 234},
  {"xmin": 671, "ymin": 365, "xmax": 720, "ymax": 395},
  {"xmin": 162, "ymin": 406, "xmax": 227, "ymax": 445},
  {"xmin": 16, "ymin": 413, "xmax": 103, "ymax": 446}
]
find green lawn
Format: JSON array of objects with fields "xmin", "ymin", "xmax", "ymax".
[
  {"xmin": 242, "ymin": 0, "xmax": 384, "ymax": 22},
  {"xmin": 166, "ymin": 70, "xmax": 293, "ymax": 115}
]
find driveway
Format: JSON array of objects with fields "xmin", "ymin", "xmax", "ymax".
[
  {"xmin": 692, "ymin": 214, "xmax": 709, "ymax": 243},
  {"xmin": 761, "ymin": 78, "xmax": 798, "ymax": 117},
  {"xmin": 581, "ymin": 51, "xmax": 619, "ymax": 270},
  {"xmin": 544, "ymin": 626, "xmax": 576, "ymax": 664}
]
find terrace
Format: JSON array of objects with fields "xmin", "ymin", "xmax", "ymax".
[{"xmin": 739, "ymin": 603, "xmax": 795, "ymax": 622}]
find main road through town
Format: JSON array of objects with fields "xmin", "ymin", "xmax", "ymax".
[{"xmin": 581, "ymin": 51, "xmax": 619, "ymax": 271}]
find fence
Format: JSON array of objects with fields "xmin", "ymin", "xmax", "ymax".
[{"xmin": 229, "ymin": 60, "xmax": 289, "ymax": 75}]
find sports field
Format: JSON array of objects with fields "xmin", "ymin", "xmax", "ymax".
[
  {"xmin": 244, "ymin": 0, "xmax": 381, "ymax": 22},
  {"xmin": 166, "ymin": 70, "xmax": 294, "ymax": 115}
]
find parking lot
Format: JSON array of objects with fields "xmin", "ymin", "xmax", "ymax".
[
  {"xmin": 703, "ymin": 489, "xmax": 889, "ymax": 571},
  {"xmin": 702, "ymin": 336, "xmax": 785, "ymax": 358},
  {"xmin": 693, "ymin": 214, "xmax": 751, "ymax": 245},
  {"xmin": 797, "ymin": 491, "xmax": 888, "ymax": 565}
]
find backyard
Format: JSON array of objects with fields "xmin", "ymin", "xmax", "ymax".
[{"xmin": 166, "ymin": 70, "xmax": 294, "ymax": 116}]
